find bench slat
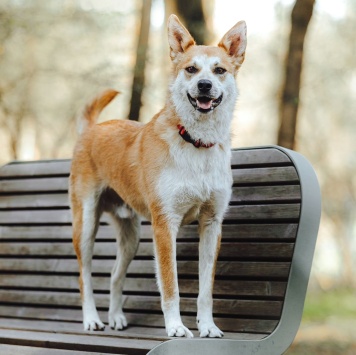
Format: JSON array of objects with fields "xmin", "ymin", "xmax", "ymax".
[
  {"xmin": 0, "ymin": 203, "xmax": 300, "ymax": 224},
  {"xmin": 0, "ymin": 318, "xmax": 267, "ymax": 341},
  {"xmin": 0, "ymin": 178, "xmax": 69, "ymax": 192},
  {"xmin": 0, "ymin": 185, "xmax": 300, "ymax": 209},
  {"xmin": 0, "ymin": 167, "xmax": 299, "ymax": 194},
  {"xmin": 233, "ymin": 166, "xmax": 298, "ymax": 184},
  {"xmin": 0, "ymin": 148, "xmax": 289, "ymax": 179},
  {"xmin": 0, "ymin": 161, "xmax": 71, "ymax": 178},
  {"xmin": 0, "ymin": 328, "xmax": 160, "ymax": 355},
  {"xmin": 0, "ymin": 275, "xmax": 287, "ymax": 297},
  {"xmin": 230, "ymin": 148, "xmax": 291, "ymax": 166},
  {"xmin": 0, "ymin": 224, "xmax": 298, "ymax": 240},
  {"xmin": 0, "ymin": 241, "xmax": 295, "ymax": 259},
  {"xmin": 0, "ymin": 259, "xmax": 291, "ymax": 278},
  {"xmin": 0, "ymin": 344, "xmax": 105, "ymax": 355},
  {"xmin": 0, "ymin": 307, "xmax": 278, "ymax": 334},
  {"xmin": 0, "ymin": 291, "xmax": 283, "ymax": 317}
]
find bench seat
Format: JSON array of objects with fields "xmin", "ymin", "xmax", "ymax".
[{"xmin": 0, "ymin": 146, "xmax": 321, "ymax": 355}]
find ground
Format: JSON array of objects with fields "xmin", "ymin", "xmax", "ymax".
[{"xmin": 286, "ymin": 288, "xmax": 356, "ymax": 355}]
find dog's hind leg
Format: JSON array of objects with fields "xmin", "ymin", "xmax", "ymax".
[
  {"xmin": 72, "ymin": 192, "xmax": 104, "ymax": 331},
  {"xmin": 108, "ymin": 210, "xmax": 140, "ymax": 330}
]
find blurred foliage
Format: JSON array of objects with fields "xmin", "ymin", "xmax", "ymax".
[
  {"xmin": 0, "ymin": 0, "xmax": 355, "ymax": 290},
  {"xmin": 303, "ymin": 289, "xmax": 356, "ymax": 322}
]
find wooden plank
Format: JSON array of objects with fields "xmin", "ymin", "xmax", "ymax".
[
  {"xmin": 0, "ymin": 160, "xmax": 71, "ymax": 178},
  {"xmin": 0, "ymin": 166, "xmax": 298, "ymax": 194},
  {"xmin": 0, "ymin": 318, "xmax": 170, "ymax": 341},
  {"xmin": 231, "ymin": 148, "xmax": 291, "ymax": 166},
  {"xmin": 0, "ymin": 203, "xmax": 300, "ymax": 224},
  {"xmin": 0, "ymin": 177, "xmax": 69, "ymax": 193},
  {"xmin": 232, "ymin": 166, "xmax": 298, "ymax": 184},
  {"xmin": 0, "ymin": 318, "xmax": 266, "ymax": 341},
  {"xmin": 0, "ymin": 194, "xmax": 69, "ymax": 209},
  {"xmin": 0, "ymin": 275, "xmax": 287, "ymax": 297},
  {"xmin": 225, "ymin": 204, "xmax": 300, "ymax": 220},
  {"xmin": 231, "ymin": 185, "xmax": 300, "ymax": 203},
  {"xmin": 0, "ymin": 241, "xmax": 295, "ymax": 259},
  {"xmin": 0, "ymin": 258, "xmax": 291, "ymax": 278},
  {"xmin": 0, "ymin": 223, "xmax": 298, "ymax": 241},
  {"xmin": 0, "ymin": 328, "xmax": 160, "ymax": 355},
  {"xmin": 0, "ymin": 291, "xmax": 283, "ymax": 317},
  {"xmin": 0, "ymin": 280, "xmax": 286, "ymax": 304},
  {"xmin": 0, "ymin": 210, "xmax": 73, "ymax": 224},
  {"xmin": 0, "ymin": 344, "xmax": 104, "ymax": 355},
  {"xmin": 0, "ymin": 307, "xmax": 279, "ymax": 334},
  {"xmin": 0, "ymin": 319, "xmax": 267, "ymax": 342},
  {"xmin": 0, "ymin": 149, "xmax": 288, "ymax": 178},
  {"xmin": 0, "ymin": 185, "xmax": 301, "ymax": 209}
]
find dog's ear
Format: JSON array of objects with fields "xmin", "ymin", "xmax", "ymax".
[
  {"xmin": 167, "ymin": 14, "xmax": 195, "ymax": 61},
  {"xmin": 218, "ymin": 21, "xmax": 247, "ymax": 68}
]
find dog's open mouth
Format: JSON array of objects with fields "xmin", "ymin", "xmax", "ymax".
[{"xmin": 187, "ymin": 93, "xmax": 223, "ymax": 113}]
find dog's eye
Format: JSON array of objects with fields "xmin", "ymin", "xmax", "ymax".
[
  {"xmin": 185, "ymin": 66, "xmax": 198, "ymax": 74},
  {"xmin": 214, "ymin": 67, "xmax": 226, "ymax": 75}
]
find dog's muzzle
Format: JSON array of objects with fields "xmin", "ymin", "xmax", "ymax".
[{"xmin": 187, "ymin": 93, "xmax": 223, "ymax": 114}]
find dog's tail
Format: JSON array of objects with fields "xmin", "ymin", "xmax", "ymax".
[{"xmin": 78, "ymin": 89, "xmax": 119, "ymax": 134}]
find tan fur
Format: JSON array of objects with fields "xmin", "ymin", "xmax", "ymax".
[{"xmin": 70, "ymin": 14, "xmax": 247, "ymax": 336}]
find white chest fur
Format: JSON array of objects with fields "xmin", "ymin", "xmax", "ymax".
[{"xmin": 156, "ymin": 144, "xmax": 232, "ymax": 219}]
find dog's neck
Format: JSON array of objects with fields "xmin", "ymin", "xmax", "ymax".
[
  {"xmin": 164, "ymin": 98, "xmax": 234, "ymax": 148},
  {"xmin": 177, "ymin": 124, "xmax": 215, "ymax": 148}
]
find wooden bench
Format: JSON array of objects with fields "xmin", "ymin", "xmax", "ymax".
[{"xmin": 0, "ymin": 146, "xmax": 321, "ymax": 355}]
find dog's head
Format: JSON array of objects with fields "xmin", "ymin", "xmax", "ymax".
[{"xmin": 167, "ymin": 15, "xmax": 247, "ymax": 120}]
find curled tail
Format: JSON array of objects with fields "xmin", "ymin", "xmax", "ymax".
[{"xmin": 78, "ymin": 89, "xmax": 119, "ymax": 134}]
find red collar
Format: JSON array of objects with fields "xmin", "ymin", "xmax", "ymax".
[{"xmin": 177, "ymin": 124, "xmax": 215, "ymax": 148}]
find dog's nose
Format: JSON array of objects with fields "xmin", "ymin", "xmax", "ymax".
[{"xmin": 197, "ymin": 80, "xmax": 212, "ymax": 93}]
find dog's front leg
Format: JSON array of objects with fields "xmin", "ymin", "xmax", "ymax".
[
  {"xmin": 151, "ymin": 211, "xmax": 193, "ymax": 338},
  {"xmin": 197, "ymin": 207, "xmax": 225, "ymax": 338}
]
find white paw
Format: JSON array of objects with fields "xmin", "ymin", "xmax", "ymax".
[
  {"xmin": 198, "ymin": 321, "xmax": 224, "ymax": 338},
  {"xmin": 83, "ymin": 317, "xmax": 105, "ymax": 331},
  {"xmin": 167, "ymin": 324, "xmax": 194, "ymax": 338},
  {"xmin": 109, "ymin": 312, "xmax": 128, "ymax": 330}
]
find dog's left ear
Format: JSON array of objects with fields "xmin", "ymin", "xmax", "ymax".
[
  {"xmin": 167, "ymin": 14, "xmax": 196, "ymax": 62},
  {"xmin": 218, "ymin": 21, "xmax": 247, "ymax": 68}
]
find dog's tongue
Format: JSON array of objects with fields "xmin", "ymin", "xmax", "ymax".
[{"xmin": 197, "ymin": 99, "xmax": 213, "ymax": 110}]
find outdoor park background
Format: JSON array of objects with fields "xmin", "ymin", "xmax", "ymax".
[{"xmin": 0, "ymin": 0, "xmax": 355, "ymax": 353}]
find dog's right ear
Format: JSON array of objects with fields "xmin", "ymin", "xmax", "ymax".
[{"xmin": 167, "ymin": 14, "xmax": 195, "ymax": 61}]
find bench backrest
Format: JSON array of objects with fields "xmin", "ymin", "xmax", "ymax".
[{"xmin": 0, "ymin": 147, "xmax": 317, "ymax": 339}]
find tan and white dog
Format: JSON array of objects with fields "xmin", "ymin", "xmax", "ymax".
[{"xmin": 70, "ymin": 15, "xmax": 247, "ymax": 338}]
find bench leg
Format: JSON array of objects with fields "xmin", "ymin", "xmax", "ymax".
[
  {"xmin": 151, "ymin": 211, "xmax": 193, "ymax": 338},
  {"xmin": 197, "ymin": 212, "xmax": 224, "ymax": 338},
  {"xmin": 108, "ymin": 212, "xmax": 140, "ymax": 330},
  {"xmin": 72, "ymin": 194, "xmax": 104, "ymax": 331}
]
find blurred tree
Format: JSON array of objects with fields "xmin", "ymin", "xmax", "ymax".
[
  {"xmin": 277, "ymin": 0, "xmax": 315, "ymax": 149},
  {"xmin": 165, "ymin": 0, "xmax": 211, "ymax": 45},
  {"xmin": 128, "ymin": 0, "xmax": 152, "ymax": 121}
]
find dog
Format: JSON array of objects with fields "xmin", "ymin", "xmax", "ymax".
[{"xmin": 70, "ymin": 14, "xmax": 247, "ymax": 338}]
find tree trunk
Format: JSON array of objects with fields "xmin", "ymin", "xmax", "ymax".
[
  {"xmin": 277, "ymin": 0, "xmax": 315, "ymax": 149},
  {"xmin": 165, "ymin": 0, "xmax": 210, "ymax": 45},
  {"xmin": 128, "ymin": 0, "xmax": 152, "ymax": 121}
]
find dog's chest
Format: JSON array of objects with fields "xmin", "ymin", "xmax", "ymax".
[{"xmin": 156, "ymin": 148, "xmax": 232, "ymax": 210}]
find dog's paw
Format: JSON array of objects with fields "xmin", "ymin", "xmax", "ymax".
[
  {"xmin": 198, "ymin": 321, "xmax": 224, "ymax": 338},
  {"xmin": 83, "ymin": 317, "xmax": 105, "ymax": 331},
  {"xmin": 167, "ymin": 324, "xmax": 194, "ymax": 338},
  {"xmin": 109, "ymin": 312, "xmax": 128, "ymax": 330}
]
